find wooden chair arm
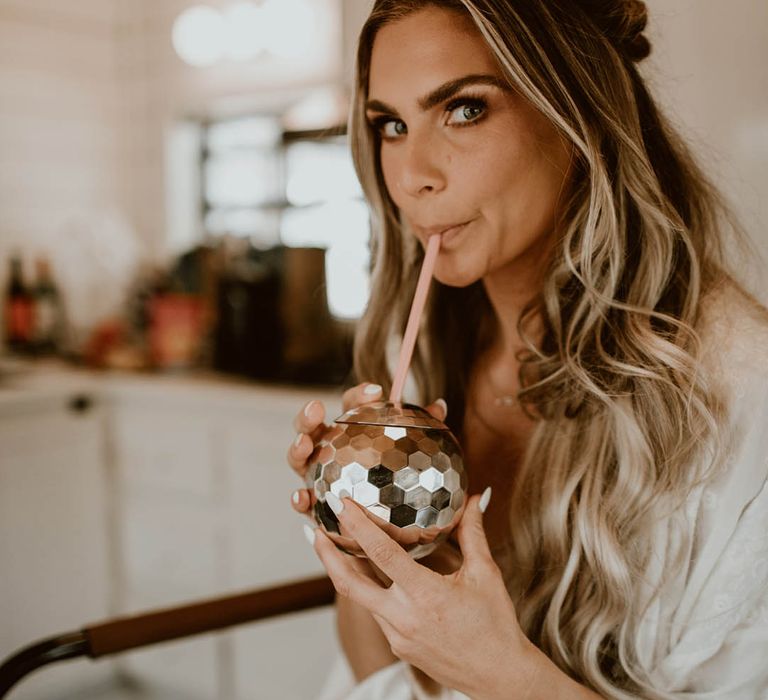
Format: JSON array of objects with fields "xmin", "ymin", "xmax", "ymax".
[{"xmin": 0, "ymin": 575, "xmax": 336, "ymax": 698}]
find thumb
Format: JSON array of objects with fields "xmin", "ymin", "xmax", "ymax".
[{"xmin": 456, "ymin": 487, "xmax": 494, "ymax": 574}]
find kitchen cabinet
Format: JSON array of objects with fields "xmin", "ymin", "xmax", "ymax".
[
  {"xmin": 0, "ymin": 385, "xmax": 114, "ymax": 699},
  {"xmin": 1, "ymin": 366, "xmax": 344, "ymax": 699},
  {"xmin": 106, "ymin": 374, "xmax": 343, "ymax": 700}
]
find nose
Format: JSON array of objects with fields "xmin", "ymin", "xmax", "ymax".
[{"xmin": 396, "ymin": 131, "xmax": 446, "ymax": 198}]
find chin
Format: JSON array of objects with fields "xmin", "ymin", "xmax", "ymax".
[{"xmin": 433, "ymin": 259, "xmax": 485, "ymax": 289}]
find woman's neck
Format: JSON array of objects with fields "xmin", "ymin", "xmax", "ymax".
[{"xmin": 481, "ymin": 260, "xmax": 546, "ymax": 376}]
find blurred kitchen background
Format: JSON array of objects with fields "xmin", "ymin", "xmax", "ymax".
[{"xmin": 0, "ymin": 1, "xmax": 766, "ymax": 699}]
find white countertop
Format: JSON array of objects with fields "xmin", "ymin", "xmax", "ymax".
[{"xmin": 0, "ymin": 359, "xmax": 343, "ymax": 417}]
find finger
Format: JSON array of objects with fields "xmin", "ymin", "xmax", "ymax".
[
  {"xmin": 290, "ymin": 488, "xmax": 312, "ymax": 514},
  {"xmin": 292, "ymin": 400, "xmax": 326, "ymax": 435},
  {"xmin": 456, "ymin": 489, "xmax": 496, "ymax": 575},
  {"xmin": 341, "ymin": 382, "xmax": 383, "ymax": 412},
  {"xmin": 424, "ymin": 398, "xmax": 447, "ymax": 422},
  {"xmin": 286, "ymin": 432, "xmax": 315, "ymax": 477},
  {"xmin": 326, "ymin": 493, "xmax": 430, "ymax": 590},
  {"xmin": 311, "ymin": 527, "xmax": 391, "ymax": 614}
]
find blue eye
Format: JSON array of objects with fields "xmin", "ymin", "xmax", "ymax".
[
  {"xmin": 382, "ymin": 119, "xmax": 407, "ymax": 138},
  {"xmin": 446, "ymin": 99, "xmax": 486, "ymax": 126},
  {"xmin": 370, "ymin": 117, "xmax": 407, "ymax": 139}
]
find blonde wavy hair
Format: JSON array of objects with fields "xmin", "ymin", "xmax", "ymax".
[{"xmin": 348, "ymin": 1, "xmax": 749, "ymax": 696}]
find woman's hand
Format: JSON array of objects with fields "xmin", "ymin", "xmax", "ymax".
[
  {"xmin": 305, "ymin": 490, "xmax": 545, "ymax": 700},
  {"xmin": 287, "ymin": 381, "xmax": 381, "ymax": 517},
  {"xmin": 288, "ymin": 384, "xmax": 454, "ymax": 684}
]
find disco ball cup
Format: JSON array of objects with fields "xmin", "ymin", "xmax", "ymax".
[{"xmin": 306, "ymin": 400, "xmax": 468, "ymax": 560}]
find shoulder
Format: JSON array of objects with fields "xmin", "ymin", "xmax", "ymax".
[
  {"xmin": 696, "ymin": 277, "xmax": 768, "ymax": 405},
  {"xmin": 692, "ymin": 278, "xmax": 768, "ymax": 532}
]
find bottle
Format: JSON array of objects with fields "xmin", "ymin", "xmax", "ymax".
[
  {"xmin": 31, "ymin": 256, "xmax": 63, "ymax": 355},
  {"xmin": 4, "ymin": 254, "xmax": 34, "ymax": 354}
]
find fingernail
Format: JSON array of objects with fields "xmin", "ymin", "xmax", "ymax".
[
  {"xmin": 435, "ymin": 398, "xmax": 447, "ymax": 417},
  {"xmin": 294, "ymin": 433, "xmax": 303, "ymax": 448},
  {"xmin": 292, "ymin": 490, "xmax": 300, "ymax": 505},
  {"xmin": 304, "ymin": 400, "xmax": 316, "ymax": 418},
  {"xmin": 303, "ymin": 523, "xmax": 316, "ymax": 546},
  {"xmin": 364, "ymin": 383, "xmax": 382, "ymax": 396},
  {"xmin": 326, "ymin": 492, "xmax": 344, "ymax": 516},
  {"xmin": 479, "ymin": 486, "xmax": 492, "ymax": 514}
]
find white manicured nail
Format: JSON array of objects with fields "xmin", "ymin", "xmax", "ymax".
[
  {"xmin": 292, "ymin": 490, "xmax": 300, "ymax": 505},
  {"xmin": 435, "ymin": 398, "xmax": 447, "ymax": 417},
  {"xmin": 364, "ymin": 383, "xmax": 382, "ymax": 396},
  {"xmin": 303, "ymin": 523, "xmax": 316, "ymax": 546},
  {"xmin": 479, "ymin": 487, "xmax": 492, "ymax": 514},
  {"xmin": 326, "ymin": 492, "xmax": 344, "ymax": 516},
  {"xmin": 304, "ymin": 401, "xmax": 316, "ymax": 418},
  {"xmin": 294, "ymin": 433, "xmax": 303, "ymax": 448}
]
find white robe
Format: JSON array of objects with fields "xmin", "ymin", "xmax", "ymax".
[{"xmin": 316, "ymin": 288, "xmax": 768, "ymax": 699}]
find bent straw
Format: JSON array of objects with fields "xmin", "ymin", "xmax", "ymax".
[{"xmin": 389, "ymin": 233, "xmax": 442, "ymax": 404}]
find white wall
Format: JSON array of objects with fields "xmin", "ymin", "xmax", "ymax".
[
  {"xmin": 0, "ymin": 0, "xmax": 139, "ymax": 342},
  {"xmin": 644, "ymin": 0, "xmax": 768, "ymax": 261}
]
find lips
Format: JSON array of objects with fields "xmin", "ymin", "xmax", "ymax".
[
  {"xmin": 415, "ymin": 220, "xmax": 472, "ymax": 239},
  {"xmin": 419, "ymin": 223, "xmax": 469, "ymax": 236}
]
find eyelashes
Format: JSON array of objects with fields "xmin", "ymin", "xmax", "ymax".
[
  {"xmin": 368, "ymin": 114, "xmax": 406, "ymax": 139},
  {"xmin": 367, "ymin": 95, "xmax": 489, "ymax": 140},
  {"xmin": 445, "ymin": 96, "xmax": 488, "ymax": 126}
]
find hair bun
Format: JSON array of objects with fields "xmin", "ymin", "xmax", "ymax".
[
  {"xmin": 617, "ymin": 0, "xmax": 651, "ymax": 61},
  {"xmin": 582, "ymin": 0, "xmax": 652, "ymax": 62}
]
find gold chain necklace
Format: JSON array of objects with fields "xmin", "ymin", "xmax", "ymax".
[
  {"xmin": 483, "ymin": 367, "xmax": 519, "ymax": 407},
  {"xmin": 493, "ymin": 394, "xmax": 517, "ymax": 407}
]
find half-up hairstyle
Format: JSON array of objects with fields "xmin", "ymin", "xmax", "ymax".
[{"xmin": 348, "ymin": 1, "xmax": 751, "ymax": 697}]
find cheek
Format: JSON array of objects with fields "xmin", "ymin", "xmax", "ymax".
[
  {"xmin": 463, "ymin": 127, "xmax": 529, "ymax": 210},
  {"xmin": 476, "ymin": 120, "xmax": 570, "ymax": 229}
]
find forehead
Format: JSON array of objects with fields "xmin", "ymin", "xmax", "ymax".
[{"xmin": 369, "ymin": 6, "xmax": 501, "ymax": 101}]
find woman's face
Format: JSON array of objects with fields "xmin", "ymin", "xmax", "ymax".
[{"xmin": 366, "ymin": 6, "xmax": 573, "ymax": 287}]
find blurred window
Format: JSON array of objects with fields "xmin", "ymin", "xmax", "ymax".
[{"xmin": 202, "ymin": 118, "xmax": 369, "ymax": 320}]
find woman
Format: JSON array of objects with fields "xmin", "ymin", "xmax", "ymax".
[{"xmin": 286, "ymin": 1, "xmax": 768, "ymax": 697}]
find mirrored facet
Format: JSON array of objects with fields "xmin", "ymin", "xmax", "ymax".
[
  {"xmin": 393, "ymin": 466, "xmax": 419, "ymax": 490},
  {"xmin": 404, "ymin": 486, "xmax": 431, "ymax": 509},
  {"xmin": 436, "ymin": 506, "xmax": 455, "ymax": 528},
  {"xmin": 443, "ymin": 469, "xmax": 460, "ymax": 492},
  {"xmin": 431, "ymin": 451, "xmax": 451, "ymax": 471},
  {"xmin": 431, "ymin": 487, "xmax": 451, "ymax": 510},
  {"xmin": 330, "ymin": 478, "xmax": 353, "ymax": 499},
  {"xmin": 415, "ymin": 506, "xmax": 439, "ymax": 528},
  {"xmin": 367, "ymin": 465, "xmax": 394, "ymax": 488},
  {"xmin": 390, "ymin": 504, "xmax": 417, "ymax": 527},
  {"xmin": 417, "ymin": 436, "xmax": 439, "ymax": 454},
  {"xmin": 379, "ymin": 484, "xmax": 405, "ymax": 507},
  {"xmin": 419, "ymin": 467, "xmax": 443, "ymax": 492},
  {"xmin": 383, "ymin": 426, "xmax": 408, "ymax": 440},
  {"xmin": 341, "ymin": 461, "xmax": 367, "ymax": 484},
  {"xmin": 321, "ymin": 461, "xmax": 340, "ymax": 483},
  {"xmin": 408, "ymin": 451, "xmax": 431, "ymax": 470},
  {"xmin": 381, "ymin": 447, "xmax": 408, "ymax": 470},
  {"xmin": 353, "ymin": 481, "xmax": 380, "ymax": 507},
  {"xmin": 372, "ymin": 435, "xmax": 395, "ymax": 452}
]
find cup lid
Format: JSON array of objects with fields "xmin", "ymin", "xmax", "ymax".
[{"xmin": 334, "ymin": 400, "xmax": 448, "ymax": 430}]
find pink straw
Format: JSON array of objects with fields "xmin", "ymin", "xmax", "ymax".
[{"xmin": 389, "ymin": 233, "xmax": 442, "ymax": 404}]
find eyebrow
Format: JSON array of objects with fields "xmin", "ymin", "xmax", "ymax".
[{"xmin": 365, "ymin": 74, "xmax": 510, "ymax": 115}]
